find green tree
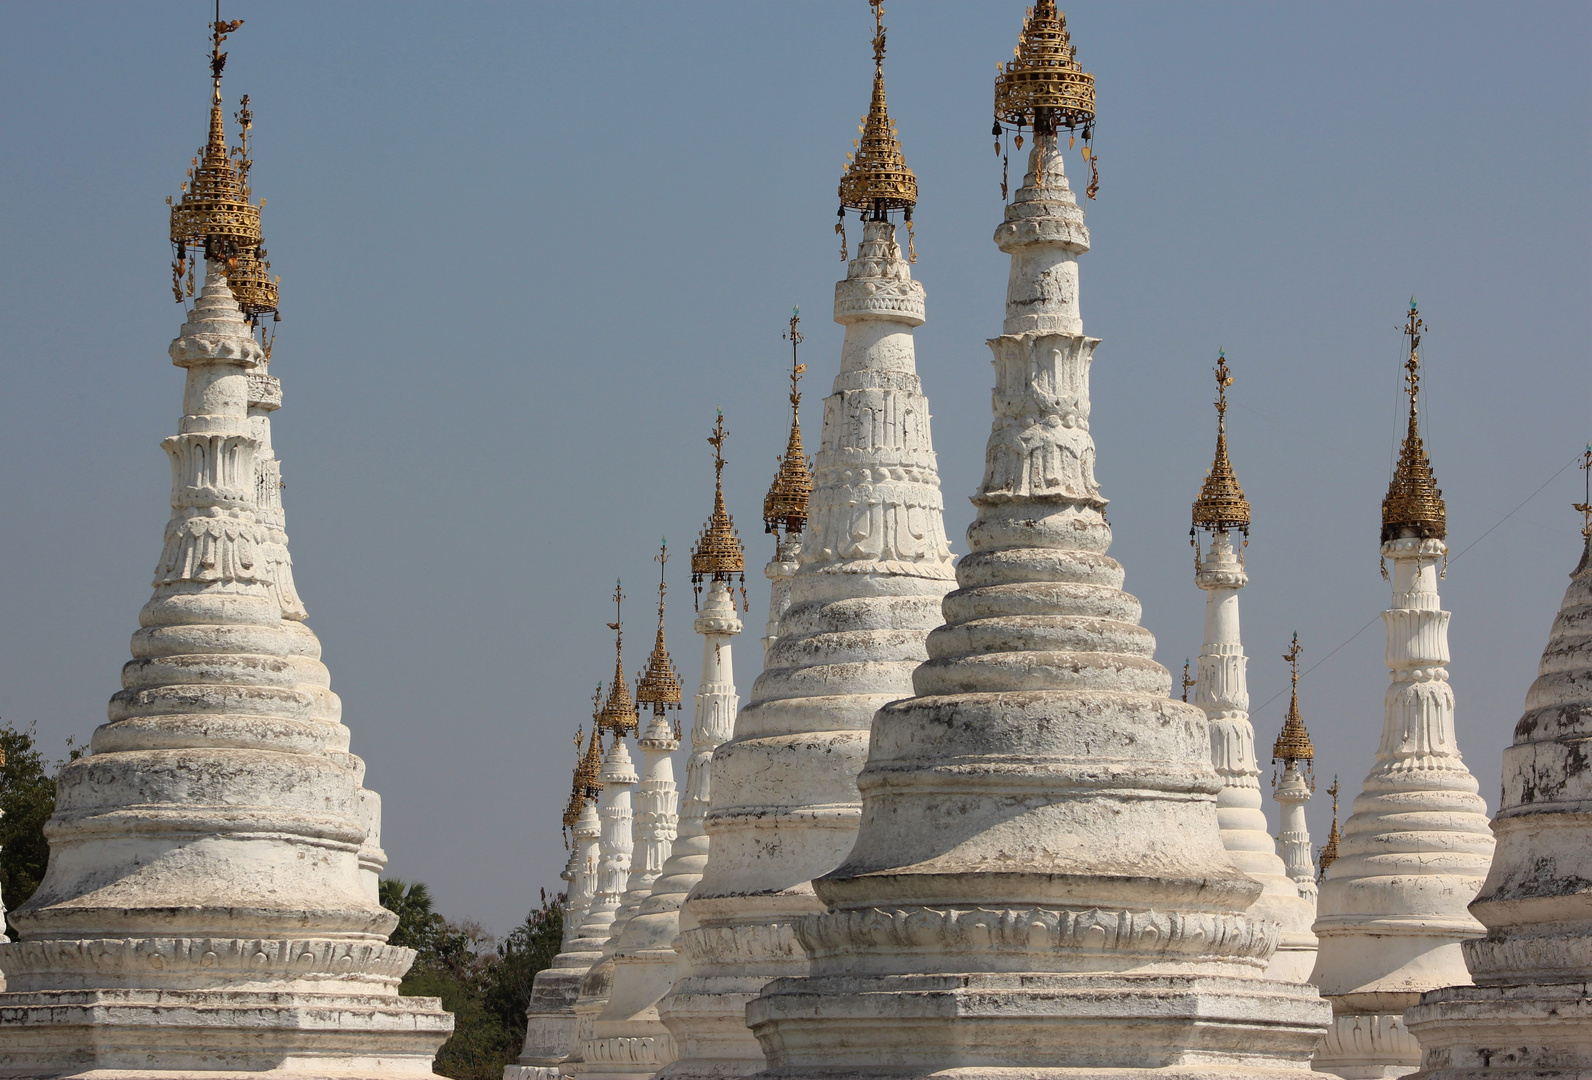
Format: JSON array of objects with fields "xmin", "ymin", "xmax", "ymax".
[
  {"xmin": 1, "ymin": 720, "xmax": 63, "ymax": 937},
  {"xmin": 380, "ymin": 880, "xmax": 566, "ymax": 1080}
]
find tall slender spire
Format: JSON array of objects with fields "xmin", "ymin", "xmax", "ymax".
[
  {"xmin": 635, "ymin": 541, "xmax": 684, "ymax": 726},
  {"xmin": 763, "ymin": 309, "xmax": 814, "ymax": 549},
  {"xmin": 690, "ymin": 412, "xmax": 747, "ymax": 609},
  {"xmin": 1272, "ymin": 634, "xmax": 1319, "ymax": 902},
  {"xmin": 1191, "ymin": 354, "xmax": 1317, "ymax": 980},
  {"xmin": 599, "ymin": 582, "xmax": 639, "ymax": 738},
  {"xmin": 1575, "ymin": 444, "xmax": 1591, "ymax": 546},
  {"xmin": 836, "ymin": 0, "xmax": 917, "ymax": 261},
  {"xmin": 1191, "ymin": 350, "xmax": 1251, "ymax": 538},
  {"xmin": 1310, "ymin": 303, "xmax": 1492, "ymax": 1077},
  {"xmin": 1317, "ymin": 777, "xmax": 1342, "ymax": 878},
  {"xmin": 1272, "ymin": 633, "xmax": 1316, "ymax": 776},
  {"xmin": 1381, "ymin": 299, "xmax": 1445, "ymax": 543}
]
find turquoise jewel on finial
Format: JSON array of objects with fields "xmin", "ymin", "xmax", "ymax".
[{"xmin": 1410, "ymin": 296, "xmax": 1418, "ymax": 310}]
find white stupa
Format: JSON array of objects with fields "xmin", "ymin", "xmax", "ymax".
[
  {"xmin": 566, "ymin": 605, "xmax": 643, "ymax": 1076},
  {"xmin": 0, "ymin": 22, "xmax": 451, "ymax": 1072},
  {"xmin": 510, "ymin": 699, "xmax": 608, "ymax": 1080},
  {"xmin": 1268, "ymin": 639, "xmax": 1320, "ymax": 914},
  {"xmin": 1190, "ymin": 354, "xmax": 1320, "ymax": 983},
  {"xmin": 1405, "ymin": 472, "xmax": 1592, "ymax": 1077},
  {"xmin": 747, "ymin": 6, "xmax": 1332, "ymax": 1075},
  {"xmin": 579, "ymin": 545, "xmax": 687, "ymax": 1080},
  {"xmin": 1310, "ymin": 302, "xmax": 1496, "ymax": 1079},
  {"xmin": 661, "ymin": 12, "xmax": 955, "ymax": 1074}
]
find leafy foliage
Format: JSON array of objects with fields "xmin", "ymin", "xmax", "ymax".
[
  {"xmin": 381, "ymin": 879, "xmax": 564, "ymax": 1080},
  {"xmin": 1, "ymin": 720, "xmax": 77, "ymax": 938}
]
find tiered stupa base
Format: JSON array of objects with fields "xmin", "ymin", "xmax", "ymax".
[
  {"xmin": 751, "ymin": 971, "xmax": 1329, "ymax": 1079},
  {"xmin": 0, "ymin": 985, "xmax": 450, "ymax": 1079},
  {"xmin": 1405, "ymin": 983, "xmax": 1592, "ymax": 1079}
]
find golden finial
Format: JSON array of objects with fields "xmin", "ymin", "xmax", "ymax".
[
  {"xmin": 1574, "ymin": 445, "xmax": 1591, "ymax": 542},
  {"xmin": 1191, "ymin": 349, "xmax": 1252, "ymax": 541},
  {"xmin": 837, "ymin": 0, "xmax": 918, "ymax": 262},
  {"xmin": 1381, "ymin": 299, "xmax": 1446, "ymax": 545},
  {"xmin": 1318, "ymin": 776, "xmax": 1342, "ymax": 879},
  {"xmin": 1272, "ymin": 633, "xmax": 1316, "ymax": 790},
  {"xmin": 168, "ymin": 6, "xmax": 277, "ymax": 335},
  {"xmin": 692, "ymin": 411, "xmax": 748, "ymax": 611},
  {"xmin": 599, "ymin": 582, "xmax": 639, "ymax": 737},
  {"xmin": 636, "ymin": 539, "xmax": 684, "ymax": 716},
  {"xmin": 564, "ymin": 688, "xmax": 608, "ymax": 831},
  {"xmin": 1181, "ymin": 659, "xmax": 1196, "ymax": 703},
  {"xmin": 993, "ymin": 0, "xmax": 1098, "ymax": 199},
  {"xmin": 764, "ymin": 308, "xmax": 814, "ymax": 548}
]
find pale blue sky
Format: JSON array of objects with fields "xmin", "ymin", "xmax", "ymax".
[{"xmin": 1, "ymin": 2, "xmax": 1587, "ymax": 935}]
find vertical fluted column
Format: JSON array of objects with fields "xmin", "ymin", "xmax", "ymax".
[
  {"xmin": 746, "ymin": 140, "xmax": 1329, "ymax": 1079},
  {"xmin": 1196, "ymin": 531, "xmax": 1318, "ymax": 981},
  {"xmin": 1310, "ymin": 537, "xmax": 1495, "ymax": 1078},
  {"xmin": 1405, "ymin": 534, "xmax": 1592, "ymax": 1077},
  {"xmin": 1274, "ymin": 763, "xmax": 1318, "ymax": 901}
]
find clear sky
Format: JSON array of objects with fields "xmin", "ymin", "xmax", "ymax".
[{"xmin": 1, "ymin": 2, "xmax": 1587, "ymax": 936}]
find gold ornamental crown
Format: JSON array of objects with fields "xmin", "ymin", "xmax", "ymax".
[
  {"xmin": 167, "ymin": 16, "xmax": 277, "ymax": 324},
  {"xmin": 599, "ymin": 583, "xmax": 639, "ymax": 736},
  {"xmin": 1381, "ymin": 301, "xmax": 1446, "ymax": 543},
  {"xmin": 693, "ymin": 412, "xmax": 747, "ymax": 583},
  {"xmin": 562, "ymin": 712, "xmax": 603, "ymax": 828},
  {"xmin": 1192, "ymin": 351, "xmax": 1251, "ymax": 534},
  {"xmin": 1272, "ymin": 634, "xmax": 1315, "ymax": 772},
  {"xmin": 635, "ymin": 542, "xmax": 684, "ymax": 711},
  {"xmin": 837, "ymin": 1, "xmax": 917, "ymax": 221},
  {"xmin": 764, "ymin": 310, "xmax": 814, "ymax": 539},
  {"xmin": 995, "ymin": 1, "xmax": 1095, "ymax": 136}
]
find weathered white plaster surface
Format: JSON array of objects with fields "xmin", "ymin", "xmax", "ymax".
[
  {"xmin": 1275, "ymin": 763, "xmax": 1319, "ymax": 904},
  {"xmin": 747, "ymin": 143, "xmax": 1330, "ymax": 1079},
  {"xmin": 1196, "ymin": 530, "xmax": 1319, "ymax": 983},
  {"xmin": 661, "ymin": 220, "xmax": 956, "ymax": 1080},
  {"xmin": 1310, "ymin": 537, "xmax": 1495, "ymax": 1079},
  {"xmin": 0, "ymin": 263, "xmax": 451, "ymax": 1077},
  {"xmin": 510, "ymin": 800, "xmax": 602, "ymax": 1079},
  {"xmin": 1405, "ymin": 536, "xmax": 1592, "ymax": 1078},
  {"xmin": 567, "ymin": 736, "xmax": 640, "ymax": 1075},
  {"xmin": 586, "ymin": 584, "xmax": 744, "ymax": 1080},
  {"xmin": 760, "ymin": 538, "xmax": 801, "ymax": 665},
  {"xmin": 575, "ymin": 711, "xmax": 680, "ymax": 1080}
]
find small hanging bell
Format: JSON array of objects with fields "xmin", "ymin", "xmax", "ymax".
[{"xmin": 1015, "ymin": 134, "xmax": 1024, "ymax": 150}]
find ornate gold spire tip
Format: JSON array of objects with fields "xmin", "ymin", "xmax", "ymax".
[
  {"xmin": 166, "ymin": 6, "xmax": 279, "ymax": 342},
  {"xmin": 1180, "ymin": 659, "xmax": 1196, "ymax": 703},
  {"xmin": 993, "ymin": 0, "xmax": 1098, "ymax": 199},
  {"xmin": 1318, "ymin": 776, "xmax": 1342, "ymax": 879},
  {"xmin": 564, "ymin": 688, "xmax": 607, "ymax": 829},
  {"xmin": 764, "ymin": 308, "xmax": 814, "ymax": 544},
  {"xmin": 1381, "ymin": 299, "xmax": 1446, "ymax": 543},
  {"xmin": 837, "ymin": 1, "xmax": 917, "ymax": 226},
  {"xmin": 1272, "ymin": 633, "xmax": 1315, "ymax": 785},
  {"xmin": 599, "ymin": 582, "xmax": 639, "ymax": 736},
  {"xmin": 693, "ymin": 411, "xmax": 748, "ymax": 608},
  {"xmin": 1191, "ymin": 349, "xmax": 1251, "ymax": 536},
  {"xmin": 635, "ymin": 540, "xmax": 684, "ymax": 712}
]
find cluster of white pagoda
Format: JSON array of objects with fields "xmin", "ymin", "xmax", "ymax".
[{"xmin": 2, "ymin": 3, "xmax": 1588, "ymax": 1080}]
